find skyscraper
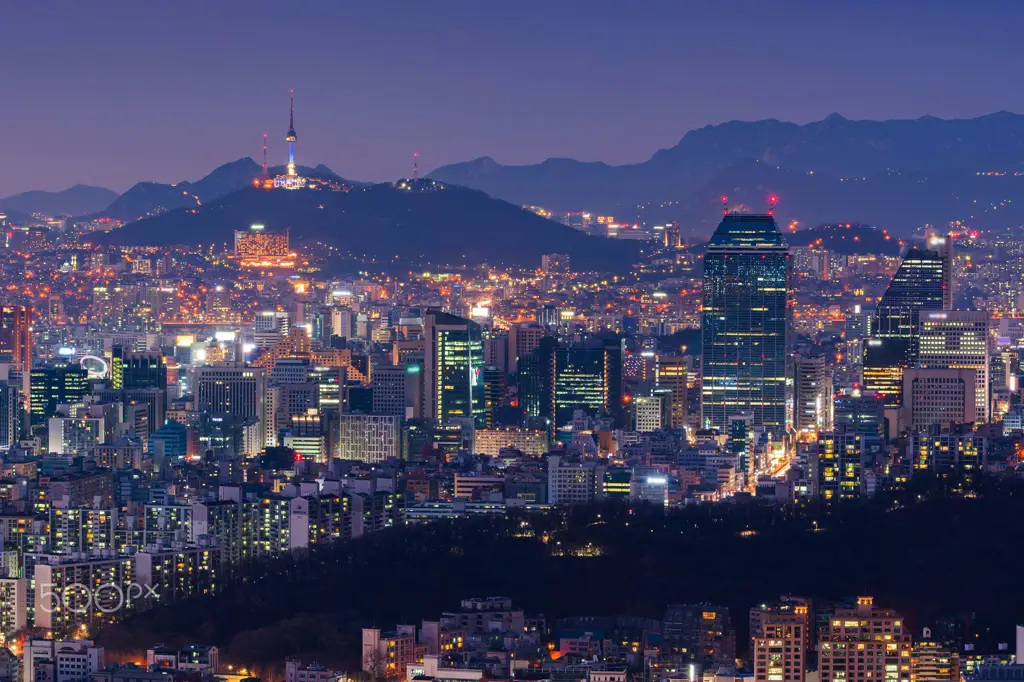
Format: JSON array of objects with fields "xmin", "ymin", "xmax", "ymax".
[
  {"xmin": 655, "ymin": 355, "xmax": 689, "ymax": 429},
  {"xmin": 0, "ymin": 305, "xmax": 32, "ymax": 372},
  {"xmin": 701, "ymin": 213, "xmax": 790, "ymax": 432},
  {"xmin": 917, "ymin": 310, "xmax": 990, "ymax": 423},
  {"xmin": 793, "ymin": 357, "xmax": 833, "ymax": 435},
  {"xmin": 873, "ymin": 245, "xmax": 947, "ymax": 351},
  {"xmin": 423, "ymin": 311, "xmax": 484, "ymax": 426}
]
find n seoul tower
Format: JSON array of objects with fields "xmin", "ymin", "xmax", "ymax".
[{"xmin": 286, "ymin": 90, "xmax": 297, "ymax": 177}]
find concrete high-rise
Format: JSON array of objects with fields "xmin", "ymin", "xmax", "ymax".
[
  {"xmin": 818, "ymin": 597, "xmax": 910, "ymax": 682},
  {"xmin": 902, "ymin": 368, "xmax": 977, "ymax": 432},
  {"xmin": 701, "ymin": 213, "xmax": 790, "ymax": 432},
  {"xmin": 0, "ymin": 305, "xmax": 32, "ymax": 372},
  {"xmin": 655, "ymin": 355, "xmax": 689, "ymax": 429},
  {"xmin": 917, "ymin": 310, "xmax": 989, "ymax": 423},
  {"xmin": 793, "ymin": 357, "xmax": 832, "ymax": 435}
]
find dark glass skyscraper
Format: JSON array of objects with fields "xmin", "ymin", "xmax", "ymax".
[
  {"xmin": 862, "ymin": 242, "xmax": 949, "ymax": 405},
  {"xmin": 701, "ymin": 213, "xmax": 790, "ymax": 432},
  {"xmin": 873, "ymin": 246, "xmax": 946, "ymax": 344}
]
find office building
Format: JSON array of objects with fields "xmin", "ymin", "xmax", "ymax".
[
  {"xmin": 655, "ymin": 355, "xmax": 689, "ymax": 429},
  {"xmin": 833, "ymin": 391, "xmax": 886, "ymax": 438},
  {"xmin": 547, "ymin": 455, "xmax": 605, "ymax": 505},
  {"xmin": 554, "ymin": 341, "xmax": 623, "ymax": 427},
  {"xmin": 30, "ymin": 362, "xmax": 89, "ymax": 426},
  {"xmin": 818, "ymin": 597, "xmax": 911, "ymax": 682},
  {"xmin": 902, "ymin": 368, "xmax": 977, "ymax": 432},
  {"xmin": 423, "ymin": 311, "xmax": 484, "ymax": 426},
  {"xmin": 701, "ymin": 213, "xmax": 789, "ymax": 432},
  {"xmin": 0, "ymin": 381, "xmax": 19, "ymax": 450},
  {"xmin": 194, "ymin": 366, "xmax": 266, "ymax": 441},
  {"xmin": 0, "ymin": 305, "xmax": 31, "ymax": 372},
  {"xmin": 372, "ymin": 364, "xmax": 416, "ymax": 418},
  {"xmin": 509, "ymin": 324, "xmax": 547, "ymax": 374},
  {"xmin": 917, "ymin": 310, "xmax": 990, "ymax": 423},
  {"xmin": 472, "ymin": 428, "xmax": 547, "ymax": 456},
  {"xmin": 337, "ymin": 414, "xmax": 399, "ymax": 463},
  {"xmin": 23, "ymin": 639, "xmax": 104, "ymax": 682},
  {"xmin": 872, "ymin": 244, "xmax": 948, "ymax": 352},
  {"xmin": 634, "ymin": 394, "xmax": 667, "ymax": 432},
  {"xmin": 793, "ymin": 357, "xmax": 833, "ymax": 435},
  {"xmin": 112, "ymin": 349, "xmax": 167, "ymax": 391}
]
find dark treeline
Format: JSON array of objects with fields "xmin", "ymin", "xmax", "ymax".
[{"xmin": 96, "ymin": 473, "xmax": 1024, "ymax": 674}]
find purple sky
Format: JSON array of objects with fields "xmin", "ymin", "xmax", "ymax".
[{"xmin": 2, "ymin": 0, "xmax": 1023, "ymax": 195}]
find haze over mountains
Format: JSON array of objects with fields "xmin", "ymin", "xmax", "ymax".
[
  {"xmin": 9, "ymin": 112, "xmax": 1024, "ymax": 254},
  {"xmin": 429, "ymin": 112, "xmax": 1024, "ymax": 235}
]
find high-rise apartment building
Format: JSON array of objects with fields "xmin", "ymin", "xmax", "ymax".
[
  {"xmin": 662, "ymin": 604, "xmax": 735, "ymax": 668},
  {"xmin": 818, "ymin": 597, "xmax": 911, "ymax": 682},
  {"xmin": 701, "ymin": 213, "xmax": 789, "ymax": 432},
  {"xmin": 752, "ymin": 607, "xmax": 808, "ymax": 682}
]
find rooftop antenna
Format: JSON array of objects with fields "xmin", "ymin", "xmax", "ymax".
[
  {"xmin": 413, "ymin": 152, "xmax": 419, "ymax": 180},
  {"xmin": 262, "ymin": 133, "xmax": 268, "ymax": 177},
  {"xmin": 769, "ymin": 194, "xmax": 778, "ymax": 216},
  {"xmin": 721, "ymin": 195, "xmax": 728, "ymax": 215}
]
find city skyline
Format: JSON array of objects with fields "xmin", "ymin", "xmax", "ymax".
[{"xmin": 3, "ymin": 1, "xmax": 1024, "ymax": 195}]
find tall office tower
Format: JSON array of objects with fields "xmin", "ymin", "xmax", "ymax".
[
  {"xmin": 818, "ymin": 597, "xmax": 911, "ymax": 682},
  {"xmin": 555, "ymin": 341, "xmax": 623, "ymax": 427},
  {"xmin": 701, "ymin": 213, "xmax": 790, "ymax": 432},
  {"xmin": 929, "ymin": 234, "xmax": 955, "ymax": 310},
  {"xmin": 917, "ymin": 311, "xmax": 990, "ymax": 423},
  {"xmin": 633, "ymin": 394, "xmax": 667, "ymax": 432},
  {"xmin": 519, "ymin": 336, "xmax": 557, "ymax": 430},
  {"xmin": 655, "ymin": 355, "xmax": 689, "ymax": 429},
  {"xmin": 873, "ymin": 246, "xmax": 946, "ymax": 351},
  {"xmin": 862, "ymin": 246, "xmax": 947, "ymax": 406},
  {"xmin": 481, "ymin": 365, "xmax": 505, "ymax": 428},
  {"xmin": 508, "ymin": 323, "xmax": 547, "ymax": 374},
  {"xmin": 0, "ymin": 305, "xmax": 32, "ymax": 372},
  {"xmin": 662, "ymin": 604, "xmax": 735, "ymax": 668},
  {"xmin": 423, "ymin": 311, "xmax": 484, "ymax": 426},
  {"xmin": 371, "ymin": 364, "xmax": 416, "ymax": 418},
  {"xmin": 0, "ymin": 382, "xmax": 18, "ymax": 450},
  {"xmin": 793, "ymin": 357, "xmax": 833, "ymax": 435},
  {"xmin": 902, "ymin": 368, "xmax": 977, "ymax": 432},
  {"xmin": 30, "ymin": 362, "xmax": 89, "ymax": 426},
  {"xmin": 195, "ymin": 367, "xmax": 267, "ymax": 444},
  {"xmin": 751, "ymin": 605, "xmax": 809, "ymax": 682},
  {"xmin": 845, "ymin": 304, "xmax": 872, "ymax": 342}
]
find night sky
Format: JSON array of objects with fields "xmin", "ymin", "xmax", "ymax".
[{"xmin": 3, "ymin": 1, "xmax": 1023, "ymax": 195}]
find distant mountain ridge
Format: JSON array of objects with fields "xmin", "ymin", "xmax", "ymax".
[
  {"xmin": 428, "ymin": 112, "xmax": 1024, "ymax": 234},
  {"xmin": 85, "ymin": 158, "xmax": 356, "ymax": 223},
  {"xmin": 98, "ymin": 180, "xmax": 638, "ymax": 270},
  {"xmin": 0, "ymin": 184, "xmax": 118, "ymax": 216}
]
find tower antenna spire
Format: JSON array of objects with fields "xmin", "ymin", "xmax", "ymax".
[
  {"xmin": 413, "ymin": 152, "xmax": 419, "ymax": 180},
  {"xmin": 289, "ymin": 89, "xmax": 295, "ymax": 130},
  {"xmin": 768, "ymin": 194, "xmax": 777, "ymax": 216},
  {"xmin": 262, "ymin": 133, "xmax": 268, "ymax": 177},
  {"xmin": 285, "ymin": 89, "xmax": 297, "ymax": 177},
  {"xmin": 721, "ymin": 195, "xmax": 728, "ymax": 215}
]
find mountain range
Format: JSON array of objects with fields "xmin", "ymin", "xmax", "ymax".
[
  {"xmin": 429, "ymin": 112, "xmax": 1024, "ymax": 235},
  {"xmin": 98, "ymin": 180, "xmax": 639, "ymax": 270},
  {"xmin": 0, "ymin": 184, "xmax": 118, "ymax": 217}
]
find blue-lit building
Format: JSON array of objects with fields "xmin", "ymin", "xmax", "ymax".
[
  {"xmin": 148, "ymin": 419, "xmax": 188, "ymax": 464},
  {"xmin": 700, "ymin": 213, "xmax": 790, "ymax": 432}
]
